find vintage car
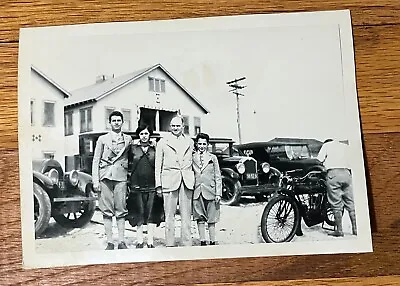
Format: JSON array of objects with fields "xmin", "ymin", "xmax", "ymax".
[
  {"xmin": 235, "ymin": 138, "xmax": 325, "ymax": 178},
  {"xmin": 33, "ymin": 159, "xmax": 96, "ymax": 237},
  {"xmin": 69, "ymin": 133, "xmax": 280, "ymax": 206},
  {"xmin": 207, "ymin": 138, "xmax": 282, "ymax": 205}
]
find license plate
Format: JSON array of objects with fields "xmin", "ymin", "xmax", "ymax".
[
  {"xmin": 58, "ymin": 181, "xmax": 65, "ymax": 189},
  {"xmin": 246, "ymin": 173, "xmax": 257, "ymax": 180}
]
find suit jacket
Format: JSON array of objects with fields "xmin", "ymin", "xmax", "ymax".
[
  {"xmin": 92, "ymin": 132, "xmax": 133, "ymax": 184},
  {"xmin": 155, "ymin": 133, "xmax": 195, "ymax": 192},
  {"xmin": 192, "ymin": 151, "xmax": 222, "ymax": 200}
]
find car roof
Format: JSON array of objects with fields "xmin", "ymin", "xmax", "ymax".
[
  {"xmin": 236, "ymin": 137, "xmax": 323, "ymax": 148},
  {"xmin": 79, "ymin": 131, "xmax": 162, "ymax": 139}
]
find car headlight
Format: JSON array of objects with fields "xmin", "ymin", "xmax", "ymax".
[
  {"xmin": 261, "ymin": 162, "xmax": 270, "ymax": 173},
  {"xmin": 48, "ymin": 168, "xmax": 59, "ymax": 185},
  {"xmin": 236, "ymin": 162, "xmax": 246, "ymax": 174},
  {"xmin": 68, "ymin": 170, "xmax": 79, "ymax": 186}
]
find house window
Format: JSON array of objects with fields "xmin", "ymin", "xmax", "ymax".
[
  {"xmin": 80, "ymin": 107, "xmax": 93, "ymax": 133},
  {"xmin": 30, "ymin": 100, "xmax": 34, "ymax": 126},
  {"xmin": 148, "ymin": 77, "xmax": 166, "ymax": 93},
  {"xmin": 64, "ymin": 111, "xmax": 73, "ymax": 136},
  {"xmin": 194, "ymin": 117, "xmax": 201, "ymax": 135},
  {"xmin": 182, "ymin": 115, "xmax": 190, "ymax": 135},
  {"xmin": 105, "ymin": 107, "xmax": 115, "ymax": 130},
  {"xmin": 43, "ymin": 151, "xmax": 55, "ymax": 159},
  {"xmin": 43, "ymin": 101, "xmax": 55, "ymax": 127},
  {"xmin": 122, "ymin": 109, "xmax": 131, "ymax": 131}
]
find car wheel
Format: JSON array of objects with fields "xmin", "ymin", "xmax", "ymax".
[
  {"xmin": 33, "ymin": 182, "xmax": 51, "ymax": 237},
  {"xmin": 261, "ymin": 194, "xmax": 300, "ymax": 243},
  {"xmin": 221, "ymin": 177, "xmax": 241, "ymax": 206},
  {"xmin": 53, "ymin": 189, "xmax": 96, "ymax": 228}
]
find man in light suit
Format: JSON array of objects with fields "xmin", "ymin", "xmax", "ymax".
[
  {"xmin": 92, "ymin": 110, "xmax": 133, "ymax": 250},
  {"xmin": 155, "ymin": 115, "xmax": 195, "ymax": 247},
  {"xmin": 192, "ymin": 132, "xmax": 222, "ymax": 246}
]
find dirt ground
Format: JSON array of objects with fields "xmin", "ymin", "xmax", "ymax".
[{"xmin": 35, "ymin": 197, "xmax": 356, "ymax": 253}]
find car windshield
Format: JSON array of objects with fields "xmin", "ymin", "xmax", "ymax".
[
  {"xmin": 210, "ymin": 143, "xmax": 231, "ymax": 156},
  {"xmin": 268, "ymin": 145, "xmax": 310, "ymax": 160}
]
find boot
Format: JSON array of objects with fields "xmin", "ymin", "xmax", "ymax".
[
  {"xmin": 349, "ymin": 211, "xmax": 357, "ymax": 235},
  {"xmin": 331, "ymin": 211, "xmax": 344, "ymax": 237},
  {"xmin": 295, "ymin": 223, "xmax": 303, "ymax": 236}
]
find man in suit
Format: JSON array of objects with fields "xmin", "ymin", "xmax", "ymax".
[
  {"xmin": 192, "ymin": 132, "xmax": 222, "ymax": 246},
  {"xmin": 92, "ymin": 110, "xmax": 133, "ymax": 250},
  {"xmin": 155, "ymin": 115, "xmax": 195, "ymax": 247}
]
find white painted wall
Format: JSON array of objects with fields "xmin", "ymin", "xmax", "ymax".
[
  {"xmin": 64, "ymin": 67, "xmax": 207, "ymax": 156},
  {"xmin": 30, "ymin": 70, "xmax": 65, "ymax": 165}
]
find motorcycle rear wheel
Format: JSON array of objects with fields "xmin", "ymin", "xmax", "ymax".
[{"xmin": 261, "ymin": 194, "xmax": 300, "ymax": 243}]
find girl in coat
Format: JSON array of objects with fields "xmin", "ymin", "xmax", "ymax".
[
  {"xmin": 192, "ymin": 132, "xmax": 222, "ymax": 246},
  {"xmin": 127, "ymin": 125, "xmax": 164, "ymax": 248}
]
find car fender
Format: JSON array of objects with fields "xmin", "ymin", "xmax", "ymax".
[
  {"xmin": 220, "ymin": 168, "xmax": 239, "ymax": 180},
  {"xmin": 76, "ymin": 171, "xmax": 94, "ymax": 193},
  {"xmin": 33, "ymin": 170, "xmax": 54, "ymax": 189},
  {"xmin": 269, "ymin": 166, "xmax": 282, "ymax": 177}
]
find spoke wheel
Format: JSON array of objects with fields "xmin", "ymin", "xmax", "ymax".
[
  {"xmin": 33, "ymin": 182, "xmax": 51, "ymax": 237},
  {"xmin": 221, "ymin": 177, "xmax": 241, "ymax": 206},
  {"xmin": 53, "ymin": 190, "xmax": 95, "ymax": 228},
  {"xmin": 324, "ymin": 203, "xmax": 336, "ymax": 226},
  {"xmin": 261, "ymin": 195, "xmax": 300, "ymax": 243}
]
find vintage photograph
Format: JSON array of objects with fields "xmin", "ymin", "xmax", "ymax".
[{"xmin": 18, "ymin": 10, "xmax": 372, "ymax": 268}]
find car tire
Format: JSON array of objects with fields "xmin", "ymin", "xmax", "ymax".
[
  {"xmin": 33, "ymin": 182, "xmax": 51, "ymax": 237},
  {"xmin": 261, "ymin": 194, "xmax": 300, "ymax": 243},
  {"xmin": 53, "ymin": 189, "xmax": 96, "ymax": 228},
  {"xmin": 221, "ymin": 176, "xmax": 241, "ymax": 206}
]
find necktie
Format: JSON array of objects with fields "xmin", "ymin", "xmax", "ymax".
[{"xmin": 200, "ymin": 153, "xmax": 204, "ymax": 168}]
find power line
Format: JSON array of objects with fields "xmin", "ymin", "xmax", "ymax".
[{"xmin": 226, "ymin": 77, "xmax": 246, "ymax": 144}]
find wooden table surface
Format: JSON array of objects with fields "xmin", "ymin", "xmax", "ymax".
[{"xmin": 1, "ymin": 1, "xmax": 399, "ymax": 285}]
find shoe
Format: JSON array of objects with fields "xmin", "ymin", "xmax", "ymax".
[
  {"xmin": 329, "ymin": 230, "xmax": 344, "ymax": 237},
  {"xmin": 136, "ymin": 242, "xmax": 144, "ymax": 248},
  {"xmin": 200, "ymin": 241, "xmax": 207, "ymax": 246},
  {"xmin": 105, "ymin": 243, "xmax": 114, "ymax": 250},
  {"xmin": 209, "ymin": 241, "xmax": 216, "ymax": 245},
  {"xmin": 147, "ymin": 244, "xmax": 155, "ymax": 248},
  {"xmin": 118, "ymin": 242, "xmax": 128, "ymax": 249}
]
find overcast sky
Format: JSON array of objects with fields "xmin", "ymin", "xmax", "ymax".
[{"xmin": 29, "ymin": 21, "xmax": 350, "ymax": 143}]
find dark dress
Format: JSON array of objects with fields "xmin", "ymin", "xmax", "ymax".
[{"xmin": 126, "ymin": 144, "xmax": 164, "ymax": 227}]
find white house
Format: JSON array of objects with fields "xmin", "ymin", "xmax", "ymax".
[
  {"xmin": 30, "ymin": 65, "xmax": 70, "ymax": 165},
  {"xmin": 64, "ymin": 63, "xmax": 209, "ymax": 158}
]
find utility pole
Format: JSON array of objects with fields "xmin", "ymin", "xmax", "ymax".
[{"xmin": 226, "ymin": 77, "xmax": 246, "ymax": 144}]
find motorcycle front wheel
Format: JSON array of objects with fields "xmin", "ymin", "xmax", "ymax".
[{"xmin": 261, "ymin": 194, "xmax": 300, "ymax": 243}]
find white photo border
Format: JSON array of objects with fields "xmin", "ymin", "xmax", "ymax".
[{"xmin": 18, "ymin": 9, "xmax": 372, "ymax": 269}]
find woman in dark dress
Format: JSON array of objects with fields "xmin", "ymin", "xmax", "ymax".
[{"xmin": 126, "ymin": 125, "xmax": 164, "ymax": 248}]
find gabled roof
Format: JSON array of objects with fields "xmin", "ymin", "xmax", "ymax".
[
  {"xmin": 31, "ymin": 65, "xmax": 70, "ymax": 98},
  {"xmin": 65, "ymin": 64, "xmax": 209, "ymax": 113}
]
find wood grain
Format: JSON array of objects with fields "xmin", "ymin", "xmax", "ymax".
[
  {"xmin": 1, "ymin": 0, "xmax": 400, "ymax": 43},
  {"xmin": 0, "ymin": 0, "xmax": 399, "ymax": 285}
]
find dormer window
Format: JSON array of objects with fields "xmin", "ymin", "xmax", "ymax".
[{"xmin": 148, "ymin": 77, "xmax": 166, "ymax": 93}]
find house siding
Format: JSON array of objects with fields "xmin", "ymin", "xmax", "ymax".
[
  {"xmin": 30, "ymin": 69, "xmax": 65, "ymax": 165},
  {"xmin": 64, "ymin": 67, "xmax": 206, "ymax": 157}
]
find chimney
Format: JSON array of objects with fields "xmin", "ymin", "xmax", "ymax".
[{"xmin": 96, "ymin": 74, "xmax": 111, "ymax": 83}]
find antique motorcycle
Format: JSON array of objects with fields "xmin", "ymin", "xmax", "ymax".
[{"xmin": 260, "ymin": 169, "xmax": 335, "ymax": 243}]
